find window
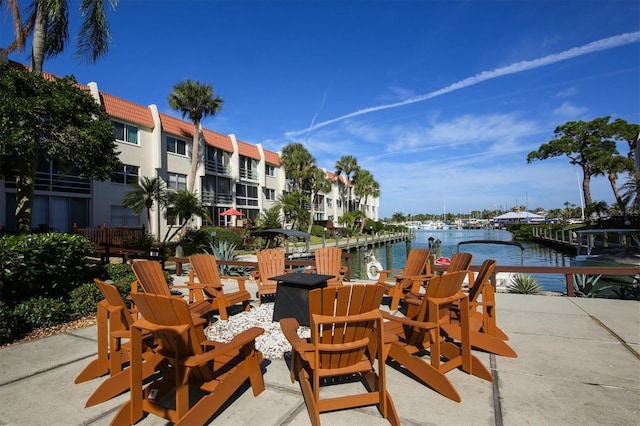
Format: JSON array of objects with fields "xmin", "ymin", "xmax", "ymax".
[
  {"xmin": 337, "ymin": 199, "xmax": 342, "ymax": 208},
  {"xmin": 167, "ymin": 172, "xmax": 187, "ymax": 190},
  {"xmin": 110, "ymin": 205, "xmax": 139, "ymax": 226},
  {"xmin": 112, "ymin": 121, "xmax": 139, "ymax": 144},
  {"xmin": 236, "ymin": 183, "xmax": 259, "ymax": 206},
  {"xmin": 111, "ymin": 164, "xmax": 139, "ymax": 184},
  {"xmin": 265, "ymin": 188, "xmax": 276, "ymax": 201},
  {"xmin": 205, "ymin": 146, "xmax": 231, "ymax": 174},
  {"xmin": 265, "ymin": 164, "xmax": 275, "ymax": 177},
  {"xmin": 239, "ymin": 155, "xmax": 258, "ymax": 180},
  {"xmin": 166, "ymin": 136, "xmax": 187, "ymax": 155},
  {"xmin": 326, "ymin": 198, "xmax": 333, "ymax": 208}
]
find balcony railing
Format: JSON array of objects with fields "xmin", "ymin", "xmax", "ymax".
[
  {"xmin": 239, "ymin": 168, "xmax": 259, "ymax": 181},
  {"xmin": 204, "ymin": 160, "xmax": 231, "ymax": 175},
  {"xmin": 201, "ymin": 192, "xmax": 233, "ymax": 205},
  {"xmin": 5, "ymin": 171, "xmax": 91, "ymax": 194}
]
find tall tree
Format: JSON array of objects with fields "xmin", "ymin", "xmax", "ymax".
[
  {"xmin": 334, "ymin": 155, "xmax": 359, "ymax": 212},
  {"xmin": 527, "ymin": 117, "xmax": 619, "ymax": 209},
  {"xmin": 306, "ymin": 168, "xmax": 332, "ymax": 233},
  {"xmin": 2, "ymin": 0, "xmax": 118, "ymax": 74},
  {"xmin": 122, "ymin": 176, "xmax": 168, "ymax": 239},
  {"xmin": 275, "ymin": 192, "xmax": 308, "ymax": 231},
  {"xmin": 0, "ymin": 65, "xmax": 120, "ymax": 232},
  {"xmin": 592, "ymin": 153, "xmax": 635, "ymax": 209},
  {"xmin": 168, "ymin": 80, "xmax": 223, "ymax": 193},
  {"xmin": 353, "ymin": 168, "xmax": 380, "ymax": 233},
  {"xmin": 620, "ymin": 172, "xmax": 640, "ymax": 214},
  {"xmin": 163, "ymin": 189, "xmax": 210, "ymax": 242},
  {"xmin": 280, "ymin": 143, "xmax": 316, "ymax": 192}
]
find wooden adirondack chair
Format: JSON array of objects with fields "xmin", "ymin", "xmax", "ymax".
[
  {"xmin": 252, "ymin": 248, "xmax": 288, "ymax": 304},
  {"xmin": 188, "ymin": 253, "xmax": 252, "ymax": 320},
  {"xmin": 280, "ymin": 284, "xmax": 399, "ymax": 425},
  {"xmin": 77, "ymin": 279, "xmax": 165, "ymax": 407},
  {"xmin": 130, "ymin": 260, "xmax": 213, "ymax": 318},
  {"xmin": 442, "ymin": 259, "xmax": 517, "ymax": 358},
  {"xmin": 407, "ymin": 251, "xmax": 473, "ymax": 300},
  {"xmin": 311, "ymin": 246, "xmax": 345, "ymax": 286},
  {"xmin": 110, "ymin": 293, "xmax": 266, "ymax": 426},
  {"xmin": 377, "ymin": 248, "xmax": 432, "ymax": 310},
  {"xmin": 382, "ymin": 270, "xmax": 493, "ymax": 402}
]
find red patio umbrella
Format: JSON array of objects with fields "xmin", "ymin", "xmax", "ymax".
[{"xmin": 220, "ymin": 208, "xmax": 244, "ymax": 216}]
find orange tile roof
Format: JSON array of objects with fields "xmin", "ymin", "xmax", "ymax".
[
  {"xmin": 100, "ymin": 92, "xmax": 155, "ymax": 128},
  {"xmin": 159, "ymin": 113, "xmax": 193, "ymax": 139},
  {"xmin": 203, "ymin": 128, "xmax": 233, "ymax": 152},
  {"xmin": 326, "ymin": 170, "xmax": 337, "ymax": 182},
  {"xmin": 263, "ymin": 149, "xmax": 281, "ymax": 166},
  {"xmin": 237, "ymin": 139, "xmax": 261, "ymax": 160}
]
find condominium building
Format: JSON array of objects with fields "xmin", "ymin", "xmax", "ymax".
[{"xmin": 0, "ymin": 69, "xmax": 379, "ymax": 236}]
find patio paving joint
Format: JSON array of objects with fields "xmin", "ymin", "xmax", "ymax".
[{"xmin": 588, "ymin": 314, "xmax": 640, "ymax": 360}]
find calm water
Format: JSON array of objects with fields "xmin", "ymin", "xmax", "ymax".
[{"xmin": 349, "ymin": 229, "xmax": 573, "ymax": 293}]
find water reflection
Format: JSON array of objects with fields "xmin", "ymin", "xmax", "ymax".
[{"xmin": 349, "ymin": 229, "xmax": 573, "ymax": 293}]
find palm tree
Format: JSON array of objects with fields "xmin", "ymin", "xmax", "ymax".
[
  {"xmin": 307, "ymin": 168, "xmax": 332, "ymax": 233},
  {"xmin": 276, "ymin": 192, "xmax": 308, "ymax": 231},
  {"xmin": 3, "ymin": 0, "xmax": 117, "ymax": 74},
  {"xmin": 353, "ymin": 168, "xmax": 380, "ymax": 233},
  {"xmin": 168, "ymin": 80, "xmax": 223, "ymax": 193},
  {"xmin": 163, "ymin": 190, "xmax": 211, "ymax": 242},
  {"xmin": 334, "ymin": 155, "xmax": 359, "ymax": 212},
  {"xmin": 592, "ymin": 154, "xmax": 635, "ymax": 208},
  {"xmin": 621, "ymin": 172, "xmax": 640, "ymax": 214},
  {"xmin": 122, "ymin": 176, "xmax": 167, "ymax": 239},
  {"xmin": 280, "ymin": 143, "xmax": 316, "ymax": 192}
]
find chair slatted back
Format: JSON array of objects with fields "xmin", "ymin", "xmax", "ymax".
[
  {"xmin": 190, "ymin": 253, "xmax": 223, "ymax": 290},
  {"xmin": 447, "ymin": 252, "xmax": 473, "ymax": 273},
  {"xmin": 308, "ymin": 284, "xmax": 385, "ymax": 370},
  {"xmin": 131, "ymin": 261, "xmax": 171, "ymax": 296},
  {"xmin": 256, "ymin": 248, "xmax": 286, "ymax": 287},
  {"xmin": 467, "ymin": 259, "xmax": 496, "ymax": 303},
  {"xmin": 404, "ymin": 248, "xmax": 431, "ymax": 276},
  {"xmin": 95, "ymin": 279, "xmax": 136, "ymax": 328},
  {"xmin": 313, "ymin": 247, "xmax": 343, "ymax": 286},
  {"xmin": 131, "ymin": 293, "xmax": 209, "ymax": 382}
]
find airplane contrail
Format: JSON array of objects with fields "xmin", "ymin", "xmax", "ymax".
[{"xmin": 285, "ymin": 31, "xmax": 640, "ymax": 138}]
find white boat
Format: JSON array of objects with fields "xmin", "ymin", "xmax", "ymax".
[{"xmin": 571, "ymin": 229, "xmax": 640, "ymax": 284}]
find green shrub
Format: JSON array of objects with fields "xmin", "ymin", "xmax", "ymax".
[
  {"xmin": 573, "ymin": 274, "xmax": 612, "ymax": 298},
  {"xmin": 70, "ymin": 282, "xmax": 103, "ymax": 317},
  {"xmin": 0, "ymin": 233, "xmax": 95, "ymax": 304},
  {"xmin": 310, "ymin": 225, "xmax": 326, "ymax": 237},
  {"xmin": 0, "ymin": 303, "xmax": 19, "ymax": 344},
  {"xmin": 204, "ymin": 241, "xmax": 250, "ymax": 277},
  {"xmin": 13, "ymin": 296, "xmax": 72, "ymax": 330},
  {"xmin": 208, "ymin": 227, "xmax": 243, "ymax": 248},
  {"xmin": 507, "ymin": 274, "xmax": 543, "ymax": 295}
]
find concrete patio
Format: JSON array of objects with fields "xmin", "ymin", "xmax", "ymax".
[{"xmin": 0, "ymin": 277, "xmax": 638, "ymax": 425}]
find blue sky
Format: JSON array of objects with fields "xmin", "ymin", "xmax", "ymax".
[{"xmin": 2, "ymin": 0, "xmax": 639, "ymax": 218}]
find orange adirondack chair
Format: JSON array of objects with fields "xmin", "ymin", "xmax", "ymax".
[
  {"xmin": 130, "ymin": 260, "xmax": 212, "ymax": 318},
  {"xmin": 77, "ymin": 279, "xmax": 165, "ymax": 408},
  {"xmin": 188, "ymin": 253, "xmax": 252, "ymax": 320},
  {"xmin": 407, "ymin": 251, "xmax": 473, "ymax": 300},
  {"xmin": 280, "ymin": 284, "xmax": 399, "ymax": 425},
  {"xmin": 443, "ymin": 259, "xmax": 517, "ymax": 358},
  {"xmin": 382, "ymin": 270, "xmax": 493, "ymax": 402},
  {"xmin": 252, "ymin": 248, "xmax": 288, "ymax": 304},
  {"xmin": 377, "ymin": 248, "xmax": 432, "ymax": 310},
  {"xmin": 311, "ymin": 246, "xmax": 345, "ymax": 286},
  {"xmin": 110, "ymin": 293, "xmax": 266, "ymax": 426}
]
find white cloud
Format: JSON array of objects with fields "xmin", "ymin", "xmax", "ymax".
[{"xmin": 553, "ymin": 102, "xmax": 589, "ymax": 119}]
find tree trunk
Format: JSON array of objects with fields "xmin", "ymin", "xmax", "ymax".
[
  {"xmin": 608, "ymin": 173, "xmax": 624, "ymax": 207},
  {"xmin": 15, "ymin": 154, "xmax": 36, "ymax": 233},
  {"xmin": 31, "ymin": 0, "xmax": 46, "ymax": 74},
  {"xmin": 582, "ymin": 170, "xmax": 592, "ymax": 207},
  {"xmin": 307, "ymin": 194, "xmax": 316, "ymax": 234},
  {"xmin": 188, "ymin": 121, "xmax": 201, "ymax": 193}
]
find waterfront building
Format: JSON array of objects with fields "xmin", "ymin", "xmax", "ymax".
[{"xmin": 0, "ymin": 64, "xmax": 379, "ymax": 236}]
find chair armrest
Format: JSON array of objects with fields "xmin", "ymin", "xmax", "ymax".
[
  {"xmin": 280, "ymin": 318, "xmax": 313, "ymax": 352},
  {"xmin": 377, "ymin": 269, "xmax": 403, "ymax": 283},
  {"xmin": 381, "ymin": 310, "xmax": 437, "ymax": 329},
  {"xmin": 220, "ymin": 275, "xmax": 248, "ymax": 292},
  {"xmin": 185, "ymin": 327, "xmax": 265, "ymax": 368}
]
